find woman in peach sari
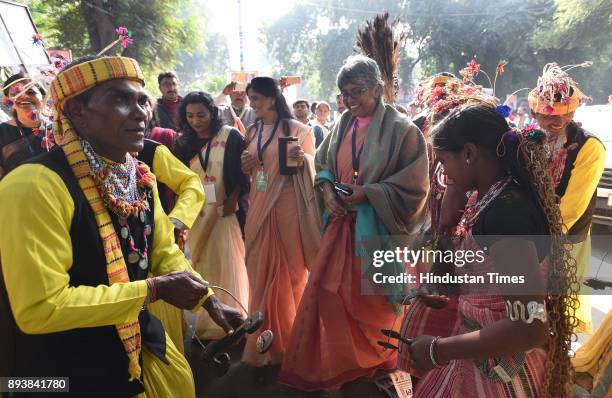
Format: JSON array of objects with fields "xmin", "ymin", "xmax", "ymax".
[
  {"xmin": 279, "ymin": 55, "xmax": 429, "ymax": 390},
  {"xmin": 240, "ymin": 77, "xmax": 320, "ymax": 367}
]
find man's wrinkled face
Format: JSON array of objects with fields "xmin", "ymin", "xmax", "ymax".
[
  {"xmin": 230, "ymin": 90, "xmax": 247, "ymax": 108},
  {"xmin": 66, "ymin": 79, "xmax": 149, "ymax": 160},
  {"xmin": 534, "ymin": 111, "xmax": 574, "ymax": 136},
  {"xmin": 159, "ymin": 76, "xmax": 179, "ymax": 102},
  {"xmin": 293, "ymin": 102, "xmax": 309, "ymax": 120}
]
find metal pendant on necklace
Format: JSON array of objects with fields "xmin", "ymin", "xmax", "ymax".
[
  {"xmin": 127, "ymin": 251, "xmax": 140, "ymax": 264},
  {"xmin": 138, "ymin": 255, "xmax": 148, "ymax": 270}
]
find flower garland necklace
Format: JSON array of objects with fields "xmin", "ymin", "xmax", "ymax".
[
  {"xmin": 80, "ymin": 138, "xmax": 155, "ymax": 218},
  {"xmin": 455, "ymin": 175, "xmax": 513, "ymax": 237}
]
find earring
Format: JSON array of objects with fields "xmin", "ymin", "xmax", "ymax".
[{"xmin": 466, "ymin": 158, "xmax": 471, "ymax": 165}]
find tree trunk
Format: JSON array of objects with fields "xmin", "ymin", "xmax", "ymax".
[{"xmin": 80, "ymin": 0, "xmax": 117, "ymax": 54}]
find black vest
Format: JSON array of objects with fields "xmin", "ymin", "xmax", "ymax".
[
  {"xmin": 556, "ymin": 123, "xmax": 601, "ymax": 238},
  {"xmin": 137, "ymin": 139, "xmax": 175, "ymax": 215},
  {"xmin": 0, "ymin": 148, "xmax": 164, "ymax": 397}
]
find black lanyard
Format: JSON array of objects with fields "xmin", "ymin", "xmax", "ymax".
[
  {"xmin": 197, "ymin": 138, "xmax": 213, "ymax": 172},
  {"xmin": 351, "ymin": 120, "xmax": 365, "ymax": 182},
  {"xmin": 257, "ymin": 118, "xmax": 280, "ymax": 165}
]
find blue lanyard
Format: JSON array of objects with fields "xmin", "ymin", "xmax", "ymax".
[
  {"xmin": 351, "ymin": 120, "xmax": 365, "ymax": 182},
  {"xmin": 257, "ymin": 118, "xmax": 281, "ymax": 165}
]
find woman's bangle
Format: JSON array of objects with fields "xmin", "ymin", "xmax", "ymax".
[{"xmin": 429, "ymin": 336, "xmax": 449, "ymax": 368}]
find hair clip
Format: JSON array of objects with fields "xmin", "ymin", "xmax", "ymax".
[{"xmin": 496, "ymin": 104, "xmax": 512, "ymax": 118}]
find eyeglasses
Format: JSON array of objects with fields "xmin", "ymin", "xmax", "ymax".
[{"xmin": 340, "ymin": 87, "xmax": 368, "ymax": 101}]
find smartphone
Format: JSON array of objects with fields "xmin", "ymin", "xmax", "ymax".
[
  {"xmin": 286, "ymin": 140, "xmax": 299, "ymax": 167},
  {"xmin": 333, "ymin": 182, "xmax": 353, "ymax": 196},
  {"xmin": 278, "ymin": 136, "xmax": 299, "ymax": 175}
]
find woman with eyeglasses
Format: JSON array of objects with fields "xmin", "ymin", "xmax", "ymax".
[
  {"xmin": 239, "ymin": 77, "xmax": 320, "ymax": 369},
  {"xmin": 279, "ymin": 55, "xmax": 429, "ymax": 391},
  {"xmin": 0, "ymin": 73, "xmax": 54, "ymax": 179}
]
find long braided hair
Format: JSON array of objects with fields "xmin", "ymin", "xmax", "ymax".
[{"xmin": 432, "ymin": 103, "xmax": 580, "ymax": 397}]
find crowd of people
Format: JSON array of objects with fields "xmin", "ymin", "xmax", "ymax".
[{"xmin": 0, "ymin": 49, "xmax": 608, "ymax": 398}]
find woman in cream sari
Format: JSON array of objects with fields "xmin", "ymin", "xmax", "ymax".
[
  {"xmin": 174, "ymin": 91, "xmax": 250, "ymax": 340},
  {"xmin": 240, "ymin": 77, "xmax": 320, "ymax": 367}
]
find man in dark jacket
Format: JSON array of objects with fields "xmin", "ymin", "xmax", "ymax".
[{"xmin": 154, "ymin": 71, "xmax": 181, "ymax": 130}]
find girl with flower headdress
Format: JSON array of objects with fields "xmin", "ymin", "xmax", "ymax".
[
  {"xmin": 408, "ymin": 103, "xmax": 580, "ymax": 398},
  {"xmin": 398, "ymin": 73, "xmax": 496, "ymax": 378},
  {"xmin": 0, "ymin": 72, "xmax": 54, "ymax": 179},
  {"xmin": 528, "ymin": 62, "xmax": 606, "ymax": 333}
]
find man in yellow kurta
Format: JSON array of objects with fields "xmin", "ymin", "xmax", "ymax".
[
  {"xmin": 529, "ymin": 62, "xmax": 606, "ymax": 333},
  {"xmin": 0, "ymin": 56, "xmax": 241, "ymax": 397}
]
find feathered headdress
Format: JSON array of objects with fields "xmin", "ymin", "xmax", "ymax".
[
  {"xmin": 528, "ymin": 61, "xmax": 592, "ymax": 115},
  {"xmin": 355, "ymin": 12, "xmax": 407, "ymax": 104}
]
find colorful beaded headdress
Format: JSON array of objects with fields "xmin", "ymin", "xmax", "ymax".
[{"xmin": 528, "ymin": 62, "xmax": 592, "ymax": 115}]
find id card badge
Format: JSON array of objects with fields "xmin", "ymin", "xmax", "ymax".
[
  {"xmin": 256, "ymin": 170, "xmax": 269, "ymax": 192},
  {"xmin": 204, "ymin": 183, "xmax": 217, "ymax": 204}
]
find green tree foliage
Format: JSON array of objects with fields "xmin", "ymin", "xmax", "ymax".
[
  {"xmin": 531, "ymin": 0, "xmax": 611, "ymax": 102},
  {"xmin": 19, "ymin": 0, "xmax": 203, "ymax": 92},
  {"xmin": 261, "ymin": 0, "xmax": 410, "ymax": 99},
  {"xmin": 261, "ymin": 0, "xmax": 611, "ymax": 102}
]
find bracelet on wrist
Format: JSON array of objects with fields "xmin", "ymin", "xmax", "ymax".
[
  {"xmin": 429, "ymin": 336, "xmax": 449, "ymax": 368},
  {"xmin": 145, "ymin": 278, "xmax": 157, "ymax": 304}
]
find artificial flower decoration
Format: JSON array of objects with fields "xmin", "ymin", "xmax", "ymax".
[
  {"xmin": 523, "ymin": 123, "xmax": 537, "ymax": 133},
  {"xmin": 523, "ymin": 127, "xmax": 545, "ymax": 144},
  {"xmin": 496, "ymin": 104, "xmax": 512, "ymax": 118},
  {"xmin": 528, "ymin": 62, "xmax": 592, "ymax": 115},
  {"xmin": 97, "ymin": 26, "xmax": 135, "ymax": 56},
  {"xmin": 466, "ymin": 59, "xmax": 481, "ymax": 74},
  {"xmin": 115, "ymin": 26, "xmax": 134, "ymax": 48},
  {"xmin": 496, "ymin": 60, "xmax": 508, "ymax": 76},
  {"xmin": 32, "ymin": 33, "xmax": 43, "ymax": 46}
]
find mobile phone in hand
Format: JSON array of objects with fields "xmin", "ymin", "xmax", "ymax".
[
  {"xmin": 279, "ymin": 136, "xmax": 299, "ymax": 175},
  {"xmin": 333, "ymin": 182, "xmax": 353, "ymax": 196}
]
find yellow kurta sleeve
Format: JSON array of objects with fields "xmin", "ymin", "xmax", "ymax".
[
  {"xmin": 0, "ymin": 164, "xmax": 148, "ymax": 335},
  {"xmin": 149, "ymin": 177, "xmax": 214, "ymax": 309},
  {"xmin": 560, "ymin": 138, "xmax": 606, "ymax": 232},
  {"xmin": 152, "ymin": 144, "xmax": 204, "ymax": 229}
]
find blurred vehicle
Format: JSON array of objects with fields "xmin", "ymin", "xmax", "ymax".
[{"xmin": 574, "ymin": 104, "xmax": 612, "ymax": 230}]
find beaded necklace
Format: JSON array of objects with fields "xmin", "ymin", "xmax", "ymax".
[
  {"xmin": 455, "ymin": 176, "xmax": 512, "ymax": 237},
  {"xmin": 80, "ymin": 137, "xmax": 156, "ymax": 270}
]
